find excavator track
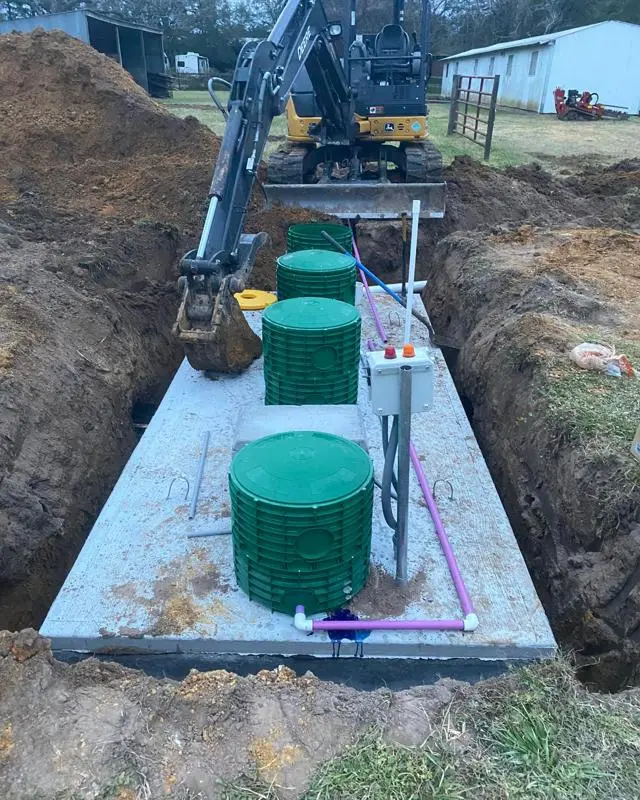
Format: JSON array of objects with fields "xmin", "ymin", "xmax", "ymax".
[
  {"xmin": 403, "ymin": 141, "xmax": 443, "ymax": 183},
  {"xmin": 267, "ymin": 146, "xmax": 309, "ymax": 184}
]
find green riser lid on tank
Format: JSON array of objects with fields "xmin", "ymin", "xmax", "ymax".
[
  {"xmin": 229, "ymin": 431, "xmax": 373, "ymax": 615},
  {"xmin": 277, "ymin": 249, "xmax": 356, "ymax": 304},
  {"xmin": 287, "ymin": 223, "xmax": 353, "ymax": 253},
  {"xmin": 262, "ymin": 297, "xmax": 361, "ymax": 406}
]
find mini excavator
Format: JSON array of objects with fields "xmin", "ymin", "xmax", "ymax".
[{"xmin": 174, "ymin": 0, "xmax": 445, "ymax": 372}]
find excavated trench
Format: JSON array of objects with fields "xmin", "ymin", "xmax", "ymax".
[
  {"xmin": 2, "ymin": 30, "xmax": 640, "ymax": 691},
  {"xmin": 356, "ymin": 159, "xmax": 640, "ymax": 691}
]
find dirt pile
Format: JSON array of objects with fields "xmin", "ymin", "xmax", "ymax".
[
  {"xmin": 0, "ymin": 30, "xmax": 323, "ymax": 287},
  {"xmin": 425, "ymin": 224, "xmax": 640, "ymax": 689},
  {"xmin": 0, "ymin": 630, "xmax": 457, "ymax": 798},
  {"xmin": 0, "ymin": 29, "xmax": 220, "ymax": 237},
  {"xmin": 356, "ymin": 156, "xmax": 640, "ymax": 279}
]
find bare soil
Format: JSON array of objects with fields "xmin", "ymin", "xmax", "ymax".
[
  {"xmin": 0, "ymin": 631, "xmax": 460, "ymax": 799},
  {"xmin": 0, "ymin": 31, "xmax": 222, "ymax": 628}
]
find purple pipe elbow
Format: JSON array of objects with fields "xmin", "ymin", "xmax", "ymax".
[{"xmin": 409, "ymin": 442, "xmax": 475, "ymax": 617}]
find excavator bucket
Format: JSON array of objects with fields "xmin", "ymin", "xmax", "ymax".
[
  {"xmin": 173, "ymin": 276, "xmax": 262, "ymax": 373},
  {"xmin": 262, "ymin": 181, "xmax": 446, "ymax": 219}
]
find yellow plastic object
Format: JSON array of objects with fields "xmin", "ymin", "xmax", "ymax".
[{"xmin": 234, "ymin": 290, "xmax": 277, "ymax": 311}]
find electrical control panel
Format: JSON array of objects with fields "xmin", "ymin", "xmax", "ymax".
[{"xmin": 366, "ymin": 346, "xmax": 435, "ymax": 416}]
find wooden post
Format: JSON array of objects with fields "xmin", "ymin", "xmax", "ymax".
[
  {"xmin": 484, "ymin": 74, "xmax": 500, "ymax": 161},
  {"xmin": 447, "ymin": 74, "xmax": 461, "ymax": 134}
]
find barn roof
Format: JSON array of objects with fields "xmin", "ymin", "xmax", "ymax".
[{"xmin": 441, "ymin": 20, "xmax": 637, "ymax": 60}]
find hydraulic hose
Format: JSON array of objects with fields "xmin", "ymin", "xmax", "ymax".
[
  {"xmin": 381, "ymin": 415, "xmax": 399, "ymax": 531},
  {"xmin": 381, "ymin": 416, "xmax": 398, "ymax": 492},
  {"xmin": 207, "ymin": 77, "xmax": 231, "ymax": 119}
]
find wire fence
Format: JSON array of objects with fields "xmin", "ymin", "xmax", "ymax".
[{"xmin": 447, "ymin": 74, "xmax": 500, "ymax": 160}]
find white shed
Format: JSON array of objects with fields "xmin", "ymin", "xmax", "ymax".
[
  {"xmin": 175, "ymin": 52, "xmax": 210, "ymax": 74},
  {"xmin": 441, "ymin": 20, "xmax": 640, "ymax": 114}
]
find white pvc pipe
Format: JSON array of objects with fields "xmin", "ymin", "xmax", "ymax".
[
  {"xmin": 403, "ymin": 199, "xmax": 421, "ymax": 345},
  {"xmin": 368, "ymin": 280, "xmax": 427, "ymax": 295},
  {"xmin": 196, "ymin": 196, "xmax": 219, "ymax": 260}
]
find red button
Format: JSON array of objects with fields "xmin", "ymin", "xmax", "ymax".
[{"xmin": 384, "ymin": 347, "xmax": 396, "ymax": 359}]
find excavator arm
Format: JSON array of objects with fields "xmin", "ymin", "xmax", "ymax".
[{"xmin": 174, "ymin": 0, "xmax": 351, "ymax": 373}]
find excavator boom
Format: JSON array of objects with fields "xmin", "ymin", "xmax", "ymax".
[{"xmin": 174, "ymin": 0, "xmax": 444, "ymax": 372}]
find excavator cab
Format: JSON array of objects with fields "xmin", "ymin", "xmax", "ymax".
[{"xmin": 265, "ymin": 0, "xmax": 444, "ymax": 219}]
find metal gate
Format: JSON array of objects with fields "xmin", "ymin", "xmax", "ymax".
[{"xmin": 447, "ymin": 74, "xmax": 500, "ymax": 161}]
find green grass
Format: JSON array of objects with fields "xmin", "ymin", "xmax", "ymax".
[
  {"xmin": 161, "ymin": 90, "xmax": 640, "ymax": 170},
  {"xmin": 463, "ymin": 660, "xmax": 640, "ymax": 800},
  {"xmin": 161, "ymin": 89, "xmax": 222, "ymax": 105},
  {"xmin": 305, "ymin": 732, "xmax": 465, "ymax": 800}
]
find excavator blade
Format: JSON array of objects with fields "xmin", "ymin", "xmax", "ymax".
[
  {"xmin": 262, "ymin": 181, "xmax": 446, "ymax": 219},
  {"xmin": 173, "ymin": 276, "xmax": 262, "ymax": 373}
]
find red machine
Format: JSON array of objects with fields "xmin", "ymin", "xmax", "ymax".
[{"xmin": 554, "ymin": 87, "xmax": 628, "ymax": 120}]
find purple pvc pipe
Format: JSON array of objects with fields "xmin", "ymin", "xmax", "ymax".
[
  {"xmin": 366, "ymin": 337, "xmax": 378, "ymax": 352},
  {"xmin": 409, "ymin": 442, "xmax": 475, "ymax": 617},
  {"xmin": 353, "ymin": 238, "xmax": 388, "ymax": 344},
  {"xmin": 312, "ymin": 618, "xmax": 464, "ymax": 631}
]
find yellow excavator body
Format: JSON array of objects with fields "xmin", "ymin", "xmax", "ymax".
[{"xmin": 284, "ymin": 97, "xmax": 429, "ymax": 143}]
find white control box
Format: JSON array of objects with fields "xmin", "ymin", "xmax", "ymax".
[{"xmin": 367, "ymin": 347, "xmax": 435, "ymax": 416}]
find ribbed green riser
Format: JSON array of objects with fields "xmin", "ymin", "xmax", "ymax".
[
  {"xmin": 233, "ymin": 537, "xmax": 371, "ymax": 573},
  {"xmin": 277, "ymin": 281, "xmax": 355, "ymax": 305},
  {"xmin": 234, "ymin": 551, "xmax": 369, "ymax": 615},
  {"xmin": 287, "ymin": 223, "xmax": 353, "ymax": 253},
  {"xmin": 265, "ymin": 380, "xmax": 358, "ymax": 405},
  {"xmin": 264, "ymin": 355, "xmax": 360, "ymax": 375},
  {"xmin": 230, "ymin": 431, "xmax": 373, "ymax": 614},
  {"xmin": 231, "ymin": 493, "xmax": 373, "ymax": 569},
  {"xmin": 263, "ymin": 314, "xmax": 361, "ymax": 402}
]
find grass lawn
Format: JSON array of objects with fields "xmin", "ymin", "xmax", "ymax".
[
  {"xmin": 162, "ymin": 90, "xmax": 639, "ymax": 171},
  {"xmin": 429, "ymin": 102, "xmax": 640, "ymax": 170}
]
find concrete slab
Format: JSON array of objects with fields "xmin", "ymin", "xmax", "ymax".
[
  {"xmin": 42, "ymin": 297, "xmax": 556, "ymax": 664},
  {"xmin": 233, "ymin": 403, "xmax": 367, "ymax": 454}
]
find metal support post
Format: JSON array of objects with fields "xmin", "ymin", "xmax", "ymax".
[
  {"xmin": 447, "ymin": 74, "xmax": 460, "ymax": 134},
  {"xmin": 395, "ymin": 365, "xmax": 412, "ymax": 583},
  {"xmin": 484, "ymin": 74, "xmax": 500, "ymax": 161}
]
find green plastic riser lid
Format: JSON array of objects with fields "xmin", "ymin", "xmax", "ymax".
[
  {"xmin": 230, "ymin": 431, "xmax": 373, "ymax": 506},
  {"xmin": 262, "ymin": 296, "xmax": 360, "ymax": 330},
  {"xmin": 277, "ymin": 249, "xmax": 356, "ymax": 273}
]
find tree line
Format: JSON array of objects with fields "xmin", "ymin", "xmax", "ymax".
[{"xmin": 1, "ymin": 0, "xmax": 638, "ymax": 70}]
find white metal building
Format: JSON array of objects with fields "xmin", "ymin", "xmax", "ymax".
[
  {"xmin": 441, "ymin": 20, "xmax": 640, "ymax": 114},
  {"xmin": 175, "ymin": 52, "xmax": 210, "ymax": 74}
]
